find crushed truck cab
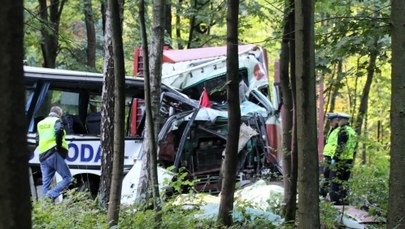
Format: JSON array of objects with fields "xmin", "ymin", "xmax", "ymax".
[{"xmin": 133, "ymin": 44, "xmax": 284, "ymax": 193}]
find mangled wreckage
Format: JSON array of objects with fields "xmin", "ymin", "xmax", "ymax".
[
  {"xmin": 134, "ymin": 44, "xmax": 284, "ymax": 194},
  {"xmin": 26, "ymin": 45, "xmax": 283, "ymax": 199}
]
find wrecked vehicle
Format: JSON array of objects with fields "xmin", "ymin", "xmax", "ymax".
[
  {"xmin": 25, "ymin": 66, "xmax": 193, "ymax": 198},
  {"xmin": 27, "ymin": 43, "xmax": 283, "ymax": 198},
  {"xmin": 133, "ymin": 44, "xmax": 284, "ymax": 194}
]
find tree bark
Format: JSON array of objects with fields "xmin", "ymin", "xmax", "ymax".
[
  {"xmin": 84, "ymin": 0, "xmax": 96, "ymax": 69},
  {"xmin": 0, "ymin": 1, "xmax": 31, "ymax": 228},
  {"xmin": 99, "ymin": 0, "xmax": 114, "ymax": 210},
  {"xmin": 135, "ymin": 0, "xmax": 156, "ymax": 210},
  {"xmin": 38, "ymin": 0, "xmax": 67, "ymax": 68},
  {"xmin": 355, "ymin": 40, "xmax": 378, "ymax": 137},
  {"xmin": 147, "ymin": 0, "xmax": 165, "ymax": 215},
  {"xmin": 388, "ymin": 1, "xmax": 405, "ymax": 228},
  {"xmin": 280, "ymin": 0, "xmax": 296, "ymax": 221},
  {"xmin": 106, "ymin": 0, "xmax": 126, "ymax": 225},
  {"xmin": 289, "ymin": 2, "xmax": 298, "ymax": 222},
  {"xmin": 295, "ymin": 0, "xmax": 320, "ymax": 228},
  {"xmin": 329, "ymin": 60, "xmax": 342, "ymax": 113},
  {"xmin": 164, "ymin": 0, "xmax": 172, "ymax": 38},
  {"xmin": 217, "ymin": 0, "xmax": 240, "ymax": 226},
  {"xmin": 355, "ymin": 43, "xmax": 377, "ymax": 164},
  {"xmin": 175, "ymin": 0, "xmax": 183, "ymax": 49}
]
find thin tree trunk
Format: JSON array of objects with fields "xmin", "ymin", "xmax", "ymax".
[
  {"xmin": 217, "ymin": 0, "xmax": 240, "ymax": 226},
  {"xmin": 388, "ymin": 1, "xmax": 405, "ymax": 227},
  {"xmin": 0, "ymin": 1, "xmax": 31, "ymax": 228},
  {"xmin": 106, "ymin": 0, "xmax": 126, "ymax": 225},
  {"xmin": 164, "ymin": 0, "xmax": 172, "ymax": 38},
  {"xmin": 38, "ymin": 0, "xmax": 66, "ymax": 68},
  {"xmin": 187, "ymin": 13, "xmax": 195, "ymax": 48},
  {"xmin": 287, "ymin": 0, "xmax": 298, "ymax": 221},
  {"xmin": 280, "ymin": 0, "xmax": 295, "ymax": 222},
  {"xmin": 175, "ymin": 0, "xmax": 183, "ymax": 49},
  {"xmin": 295, "ymin": 0, "xmax": 320, "ymax": 227},
  {"xmin": 99, "ymin": 0, "xmax": 114, "ymax": 210},
  {"xmin": 324, "ymin": 60, "xmax": 343, "ymax": 134},
  {"xmin": 84, "ymin": 0, "xmax": 96, "ymax": 69},
  {"xmin": 355, "ymin": 41, "xmax": 378, "ymax": 136},
  {"xmin": 135, "ymin": 0, "xmax": 155, "ymax": 210},
  {"xmin": 355, "ymin": 42, "xmax": 378, "ymax": 165},
  {"xmin": 148, "ymin": 0, "xmax": 165, "ymax": 216},
  {"xmin": 329, "ymin": 60, "xmax": 343, "ymax": 114}
]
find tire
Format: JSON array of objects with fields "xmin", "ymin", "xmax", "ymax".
[{"xmin": 76, "ymin": 176, "xmax": 99, "ymax": 199}]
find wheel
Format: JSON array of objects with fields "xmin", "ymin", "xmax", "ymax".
[{"xmin": 76, "ymin": 175, "xmax": 99, "ymax": 199}]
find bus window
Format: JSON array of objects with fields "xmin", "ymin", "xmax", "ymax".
[
  {"xmin": 34, "ymin": 90, "xmax": 85, "ymax": 134},
  {"xmin": 86, "ymin": 94, "xmax": 102, "ymax": 135},
  {"xmin": 85, "ymin": 95, "xmax": 134, "ymax": 136},
  {"xmin": 35, "ymin": 90, "xmax": 80, "ymax": 118},
  {"xmin": 88, "ymin": 95, "xmax": 102, "ymax": 113}
]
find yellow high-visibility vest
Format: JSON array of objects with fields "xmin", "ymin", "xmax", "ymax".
[
  {"xmin": 37, "ymin": 117, "xmax": 68, "ymax": 153},
  {"xmin": 323, "ymin": 127, "xmax": 339, "ymax": 157},
  {"xmin": 338, "ymin": 125, "xmax": 357, "ymax": 160}
]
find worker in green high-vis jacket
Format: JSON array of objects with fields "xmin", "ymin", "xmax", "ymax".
[
  {"xmin": 329, "ymin": 112, "xmax": 357, "ymax": 205},
  {"xmin": 37, "ymin": 106, "xmax": 72, "ymax": 201},
  {"xmin": 320, "ymin": 112, "xmax": 340, "ymax": 198}
]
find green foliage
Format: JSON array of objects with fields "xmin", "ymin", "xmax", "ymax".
[
  {"xmin": 33, "ymin": 175, "xmax": 283, "ymax": 229},
  {"xmin": 119, "ymin": 198, "xmax": 230, "ymax": 229},
  {"xmin": 349, "ymin": 157, "xmax": 389, "ymax": 218},
  {"xmin": 32, "ymin": 190, "xmax": 108, "ymax": 229},
  {"xmin": 265, "ymin": 192, "xmax": 284, "ymax": 216},
  {"xmin": 319, "ymin": 199, "xmax": 340, "ymax": 229},
  {"xmin": 164, "ymin": 166, "xmax": 200, "ymax": 195}
]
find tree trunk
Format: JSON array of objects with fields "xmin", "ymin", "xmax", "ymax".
[
  {"xmin": 84, "ymin": 0, "xmax": 96, "ymax": 69},
  {"xmin": 388, "ymin": 2, "xmax": 405, "ymax": 228},
  {"xmin": 38, "ymin": 0, "xmax": 67, "ymax": 68},
  {"xmin": 148, "ymin": 0, "xmax": 165, "ymax": 215},
  {"xmin": 217, "ymin": 0, "xmax": 240, "ymax": 226},
  {"xmin": 295, "ymin": 0, "xmax": 320, "ymax": 228},
  {"xmin": 0, "ymin": 1, "xmax": 31, "ymax": 228},
  {"xmin": 175, "ymin": 0, "xmax": 183, "ymax": 49},
  {"xmin": 324, "ymin": 60, "xmax": 343, "ymax": 134},
  {"xmin": 355, "ymin": 41, "xmax": 378, "ymax": 165},
  {"xmin": 289, "ymin": 1, "xmax": 298, "ymax": 221},
  {"xmin": 280, "ymin": 0, "xmax": 296, "ymax": 221},
  {"xmin": 106, "ymin": 0, "xmax": 126, "ymax": 225},
  {"xmin": 134, "ymin": 0, "xmax": 156, "ymax": 210},
  {"xmin": 99, "ymin": 0, "xmax": 114, "ymax": 210},
  {"xmin": 187, "ymin": 12, "xmax": 195, "ymax": 48},
  {"xmin": 355, "ymin": 41, "xmax": 378, "ymax": 137},
  {"xmin": 164, "ymin": 0, "xmax": 172, "ymax": 38},
  {"xmin": 329, "ymin": 60, "xmax": 342, "ymax": 113}
]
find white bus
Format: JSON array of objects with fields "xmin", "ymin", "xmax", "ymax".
[
  {"xmin": 25, "ymin": 66, "xmax": 193, "ymax": 198},
  {"xmin": 25, "ymin": 65, "xmax": 282, "ymax": 199}
]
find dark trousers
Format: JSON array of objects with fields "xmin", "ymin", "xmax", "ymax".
[
  {"xmin": 329, "ymin": 159, "xmax": 353, "ymax": 205},
  {"xmin": 320, "ymin": 156, "xmax": 332, "ymax": 197}
]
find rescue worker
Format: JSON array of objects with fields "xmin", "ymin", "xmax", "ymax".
[
  {"xmin": 329, "ymin": 112, "xmax": 357, "ymax": 205},
  {"xmin": 37, "ymin": 106, "xmax": 72, "ymax": 200},
  {"xmin": 320, "ymin": 112, "xmax": 340, "ymax": 197}
]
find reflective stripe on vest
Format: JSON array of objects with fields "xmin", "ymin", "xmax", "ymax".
[
  {"xmin": 323, "ymin": 127, "xmax": 339, "ymax": 157},
  {"xmin": 339, "ymin": 125, "xmax": 357, "ymax": 160},
  {"xmin": 37, "ymin": 117, "xmax": 68, "ymax": 153}
]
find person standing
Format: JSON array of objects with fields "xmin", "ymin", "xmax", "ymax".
[
  {"xmin": 37, "ymin": 106, "xmax": 72, "ymax": 200},
  {"xmin": 320, "ymin": 112, "xmax": 340, "ymax": 197},
  {"xmin": 329, "ymin": 112, "xmax": 357, "ymax": 205}
]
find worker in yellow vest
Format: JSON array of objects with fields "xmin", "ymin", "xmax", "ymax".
[
  {"xmin": 320, "ymin": 112, "xmax": 340, "ymax": 197},
  {"xmin": 37, "ymin": 106, "xmax": 72, "ymax": 200},
  {"xmin": 329, "ymin": 112, "xmax": 357, "ymax": 205}
]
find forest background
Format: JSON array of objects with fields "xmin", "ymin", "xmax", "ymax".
[
  {"xmin": 3, "ymin": 0, "xmax": 397, "ymax": 228},
  {"xmin": 24, "ymin": 0, "xmax": 391, "ymax": 145}
]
